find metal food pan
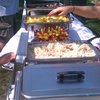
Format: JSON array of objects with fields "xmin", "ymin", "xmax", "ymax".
[
  {"xmin": 26, "ymin": 22, "xmax": 70, "ymax": 42},
  {"xmin": 25, "ymin": 21, "xmax": 70, "ymax": 32},
  {"xmin": 26, "ymin": 0, "xmax": 61, "ymax": 8},
  {"xmin": 24, "ymin": 15, "xmax": 71, "ymax": 33},
  {"xmin": 27, "ymin": 40, "xmax": 100, "ymax": 63},
  {"xmin": 26, "ymin": 0, "xmax": 60, "ymax": 7},
  {"xmin": 26, "ymin": 2, "xmax": 61, "ymax": 15},
  {"xmin": 26, "ymin": 0, "xmax": 60, "ymax": 4},
  {"xmin": 21, "ymin": 63, "xmax": 100, "ymax": 100},
  {"xmin": 26, "ymin": 8, "xmax": 54, "ymax": 16},
  {"xmin": 26, "ymin": 2, "xmax": 60, "ymax": 10}
]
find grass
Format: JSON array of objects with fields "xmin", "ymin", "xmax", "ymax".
[
  {"xmin": 0, "ymin": 67, "xmax": 12, "ymax": 100},
  {"xmin": 82, "ymin": 0, "xmax": 100, "ymax": 35},
  {"xmin": 86, "ymin": 19, "xmax": 100, "ymax": 35}
]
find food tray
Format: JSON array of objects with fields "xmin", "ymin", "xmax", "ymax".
[
  {"xmin": 24, "ymin": 15, "xmax": 71, "ymax": 24},
  {"xmin": 26, "ymin": 3, "xmax": 59, "ymax": 10},
  {"xmin": 26, "ymin": 0, "xmax": 60, "ymax": 4},
  {"xmin": 27, "ymin": 40, "xmax": 100, "ymax": 63},
  {"xmin": 24, "ymin": 15, "xmax": 71, "ymax": 32},
  {"xmin": 22, "ymin": 63, "xmax": 100, "ymax": 99},
  {"xmin": 31, "ymin": 24, "xmax": 69, "ymax": 41},
  {"xmin": 26, "ymin": 1, "xmax": 61, "ymax": 15},
  {"xmin": 24, "ymin": 15, "xmax": 71, "ymax": 41},
  {"xmin": 26, "ymin": 0, "xmax": 60, "ymax": 8},
  {"xmin": 26, "ymin": 8, "xmax": 54, "ymax": 16}
]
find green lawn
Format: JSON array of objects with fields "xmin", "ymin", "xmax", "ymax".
[
  {"xmin": 0, "ymin": 67, "xmax": 12, "ymax": 100},
  {"xmin": 86, "ymin": 19, "xmax": 100, "ymax": 35}
]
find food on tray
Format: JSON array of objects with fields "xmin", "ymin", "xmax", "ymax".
[
  {"xmin": 35, "ymin": 26, "xmax": 68, "ymax": 41},
  {"xmin": 25, "ymin": 15, "xmax": 69, "ymax": 23},
  {"xmin": 26, "ymin": 2, "xmax": 59, "ymax": 8},
  {"xmin": 30, "ymin": 42, "xmax": 96, "ymax": 59},
  {"xmin": 28, "ymin": 3, "xmax": 59, "ymax": 8}
]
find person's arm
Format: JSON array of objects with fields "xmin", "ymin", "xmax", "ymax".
[
  {"xmin": 72, "ymin": 6, "xmax": 100, "ymax": 19},
  {"xmin": 48, "ymin": 6, "xmax": 100, "ymax": 19},
  {"xmin": 96, "ymin": 2, "xmax": 100, "ymax": 6},
  {"xmin": 0, "ymin": 52, "xmax": 16, "ymax": 65}
]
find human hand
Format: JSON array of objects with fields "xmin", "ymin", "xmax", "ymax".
[
  {"xmin": 48, "ymin": 6, "xmax": 73, "ymax": 16},
  {"xmin": 0, "ymin": 52, "xmax": 16, "ymax": 64},
  {"xmin": 95, "ymin": 2, "xmax": 100, "ymax": 6}
]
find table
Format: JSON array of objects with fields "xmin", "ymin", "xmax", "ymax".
[
  {"xmin": 1, "ymin": 9, "xmax": 100, "ymax": 57},
  {"xmin": 5, "ymin": 7, "xmax": 100, "ymax": 100}
]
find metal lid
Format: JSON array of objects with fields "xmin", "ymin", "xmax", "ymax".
[{"xmin": 22, "ymin": 63, "xmax": 100, "ymax": 99}]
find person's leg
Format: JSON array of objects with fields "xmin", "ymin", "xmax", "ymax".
[
  {"xmin": 0, "ymin": 17, "xmax": 7, "ymax": 50},
  {"xmin": 0, "ymin": 37, "xmax": 5, "ymax": 51},
  {"xmin": 3, "ymin": 15, "xmax": 15, "ymax": 42},
  {"xmin": 5, "ymin": 14, "xmax": 18, "ymax": 34},
  {"xmin": 0, "ymin": 14, "xmax": 17, "ymax": 51},
  {"xmin": 1, "ymin": 14, "xmax": 17, "ymax": 43}
]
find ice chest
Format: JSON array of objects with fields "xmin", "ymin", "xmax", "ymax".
[{"xmin": 21, "ymin": 63, "xmax": 100, "ymax": 100}]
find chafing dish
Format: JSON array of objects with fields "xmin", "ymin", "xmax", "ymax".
[
  {"xmin": 15, "ymin": 33, "xmax": 100, "ymax": 64},
  {"xmin": 27, "ymin": 40, "xmax": 100, "ymax": 63},
  {"xmin": 10, "ymin": 33, "xmax": 100, "ymax": 100},
  {"xmin": 18, "ymin": 63, "xmax": 100, "ymax": 100},
  {"xmin": 25, "ymin": 0, "xmax": 65, "ymax": 16},
  {"xmin": 26, "ymin": 0, "xmax": 60, "ymax": 8},
  {"xmin": 26, "ymin": 0, "xmax": 60, "ymax": 16},
  {"xmin": 24, "ymin": 15, "xmax": 71, "ymax": 41}
]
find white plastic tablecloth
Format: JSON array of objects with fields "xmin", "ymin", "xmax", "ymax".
[{"xmin": 1, "ymin": 10, "xmax": 100, "ymax": 57}]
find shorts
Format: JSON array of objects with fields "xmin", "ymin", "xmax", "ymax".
[{"xmin": 0, "ymin": 15, "xmax": 16, "ymax": 43}]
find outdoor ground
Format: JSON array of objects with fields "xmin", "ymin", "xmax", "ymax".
[
  {"xmin": 0, "ymin": 68, "xmax": 12, "ymax": 100},
  {"xmin": 0, "ymin": 0, "xmax": 100, "ymax": 99}
]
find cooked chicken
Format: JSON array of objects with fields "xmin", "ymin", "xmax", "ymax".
[{"xmin": 29, "ymin": 42, "xmax": 96, "ymax": 59}]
